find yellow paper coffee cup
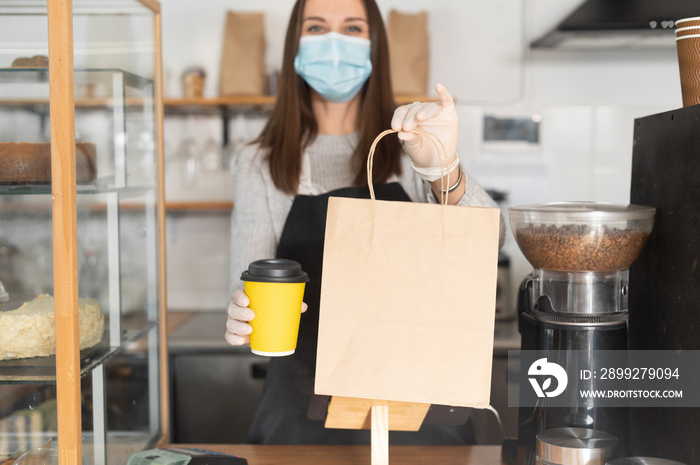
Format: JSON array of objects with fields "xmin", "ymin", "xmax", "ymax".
[{"xmin": 241, "ymin": 259, "xmax": 308, "ymax": 356}]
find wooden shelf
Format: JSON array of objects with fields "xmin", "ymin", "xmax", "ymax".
[
  {"xmin": 163, "ymin": 94, "xmax": 438, "ymax": 114},
  {"xmin": 0, "ymin": 98, "xmax": 146, "ymax": 108},
  {"xmin": 163, "ymin": 95, "xmax": 274, "ymax": 115},
  {"xmin": 165, "ymin": 201, "xmax": 232, "ymax": 211},
  {"xmin": 164, "ymin": 95, "xmax": 276, "ymax": 107}
]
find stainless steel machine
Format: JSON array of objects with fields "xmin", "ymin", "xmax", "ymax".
[{"xmin": 508, "ymin": 202, "xmax": 655, "ymax": 465}]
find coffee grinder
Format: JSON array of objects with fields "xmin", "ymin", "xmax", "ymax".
[{"xmin": 508, "ymin": 202, "xmax": 655, "ymax": 465}]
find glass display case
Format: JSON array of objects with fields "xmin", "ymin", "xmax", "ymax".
[{"xmin": 0, "ymin": 1, "xmax": 167, "ymax": 464}]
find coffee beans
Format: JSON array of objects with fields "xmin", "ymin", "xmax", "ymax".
[{"xmin": 515, "ymin": 224, "xmax": 650, "ymax": 271}]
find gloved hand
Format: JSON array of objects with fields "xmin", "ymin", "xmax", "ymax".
[
  {"xmin": 390, "ymin": 83, "xmax": 459, "ymax": 181},
  {"xmin": 225, "ymin": 289, "xmax": 308, "ymax": 346}
]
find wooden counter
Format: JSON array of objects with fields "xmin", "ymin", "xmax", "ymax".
[{"xmin": 173, "ymin": 445, "xmax": 505, "ymax": 465}]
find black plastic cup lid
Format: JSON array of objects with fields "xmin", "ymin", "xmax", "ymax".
[{"xmin": 240, "ymin": 259, "xmax": 309, "ymax": 283}]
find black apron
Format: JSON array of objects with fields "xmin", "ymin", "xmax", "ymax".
[{"xmin": 246, "ymin": 183, "xmax": 475, "ymax": 445}]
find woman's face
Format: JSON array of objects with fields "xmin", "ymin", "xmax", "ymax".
[{"xmin": 300, "ymin": 0, "xmax": 369, "ymax": 40}]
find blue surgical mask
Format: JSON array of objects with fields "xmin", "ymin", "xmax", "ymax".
[{"xmin": 294, "ymin": 32, "xmax": 372, "ymax": 103}]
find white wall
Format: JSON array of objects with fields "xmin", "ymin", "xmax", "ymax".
[
  {"xmin": 161, "ymin": 0, "xmax": 684, "ymax": 310},
  {"xmin": 161, "ymin": 0, "xmax": 524, "ymax": 102}
]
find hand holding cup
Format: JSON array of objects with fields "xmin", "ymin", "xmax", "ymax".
[
  {"xmin": 225, "ymin": 289, "xmax": 256, "ymax": 346},
  {"xmin": 225, "ymin": 259, "xmax": 309, "ymax": 356},
  {"xmin": 225, "ymin": 290, "xmax": 309, "ymax": 346}
]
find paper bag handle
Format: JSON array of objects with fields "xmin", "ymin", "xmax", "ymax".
[{"xmin": 367, "ymin": 129, "xmax": 452, "ymax": 206}]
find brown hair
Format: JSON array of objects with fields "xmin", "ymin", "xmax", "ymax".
[{"xmin": 254, "ymin": 0, "xmax": 403, "ymax": 195}]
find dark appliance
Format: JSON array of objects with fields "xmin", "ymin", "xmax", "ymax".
[
  {"xmin": 531, "ymin": 0, "xmax": 699, "ymax": 49},
  {"xmin": 508, "ymin": 202, "xmax": 655, "ymax": 465},
  {"xmin": 628, "ymin": 104, "xmax": 700, "ymax": 462}
]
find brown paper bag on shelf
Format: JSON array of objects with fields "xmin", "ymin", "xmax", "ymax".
[
  {"xmin": 315, "ymin": 130, "xmax": 500, "ymax": 408},
  {"xmin": 387, "ymin": 10, "xmax": 429, "ymax": 96},
  {"xmin": 219, "ymin": 11, "xmax": 266, "ymax": 96}
]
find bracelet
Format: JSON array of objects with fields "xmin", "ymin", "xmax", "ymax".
[{"xmin": 442, "ymin": 168, "xmax": 463, "ymax": 193}]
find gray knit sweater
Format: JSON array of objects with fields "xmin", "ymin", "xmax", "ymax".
[{"xmin": 229, "ymin": 132, "xmax": 503, "ymax": 293}]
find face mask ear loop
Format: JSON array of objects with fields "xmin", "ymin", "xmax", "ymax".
[{"xmin": 367, "ymin": 129, "xmax": 450, "ymax": 205}]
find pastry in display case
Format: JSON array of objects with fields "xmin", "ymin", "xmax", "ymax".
[
  {"xmin": 0, "ymin": 142, "xmax": 97, "ymax": 184},
  {"xmin": 0, "ymin": 2, "xmax": 167, "ymax": 464},
  {"xmin": 0, "ymin": 295, "xmax": 104, "ymax": 361}
]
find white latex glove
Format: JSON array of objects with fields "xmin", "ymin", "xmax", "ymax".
[
  {"xmin": 390, "ymin": 83, "xmax": 459, "ymax": 181},
  {"xmin": 225, "ymin": 289, "xmax": 308, "ymax": 346}
]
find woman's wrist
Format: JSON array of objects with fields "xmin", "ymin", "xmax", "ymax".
[
  {"xmin": 410, "ymin": 156, "xmax": 460, "ymax": 182},
  {"xmin": 430, "ymin": 165, "xmax": 465, "ymax": 205}
]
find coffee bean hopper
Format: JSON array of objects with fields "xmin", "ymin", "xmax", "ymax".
[{"xmin": 507, "ymin": 202, "xmax": 655, "ymax": 465}]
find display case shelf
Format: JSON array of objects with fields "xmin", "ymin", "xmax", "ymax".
[
  {"xmin": 0, "ymin": 342, "xmax": 117, "ymax": 385},
  {"xmin": 0, "ymin": 324, "xmax": 155, "ymax": 384},
  {"xmin": 0, "ymin": 68, "xmax": 154, "ymax": 116},
  {"xmin": 0, "ymin": 67, "xmax": 152, "ymax": 86},
  {"xmin": 0, "ymin": 179, "xmax": 154, "ymax": 198},
  {"xmin": 0, "ymin": 1, "xmax": 159, "ymax": 15},
  {"xmin": 0, "ymin": 199, "xmax": 225, "ymax": 216},
  {"xmin": 0, "ymin": 183, "xmax": 155, "ymax": 196}
]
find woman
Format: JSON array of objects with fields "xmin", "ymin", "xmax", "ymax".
[{"xmin": 225, "ymin": 0, "xmax": 503, "ymax": 445}]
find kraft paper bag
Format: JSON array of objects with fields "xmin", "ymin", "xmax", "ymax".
[
  {"xmin": 219, "ymin": 11, "xmax": 266, "ymax": 96},
  {"xmin": 315, "ymin": 131, "xmax": 500, "ymax": 408},
  {"xmin": 387, "ymin": 10, "xmax": 429, "ymax": 96}
]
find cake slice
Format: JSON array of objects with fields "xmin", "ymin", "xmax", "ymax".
[{"xmin": 0, "ymin": 294, "xmax": 104, "ymax": 361}]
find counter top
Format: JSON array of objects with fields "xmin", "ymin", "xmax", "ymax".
[
  {"xmin": 167, "ymin": 311, "xmax": 520, "ymax": 355},
  {"xmin": 170, "ymin": 444, "xmax": 505, "ymax": 465}
]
